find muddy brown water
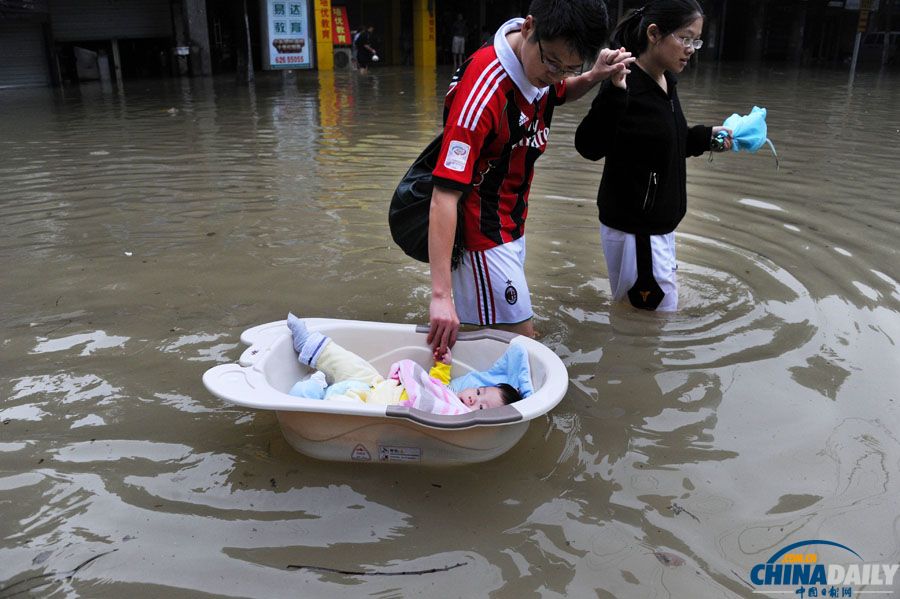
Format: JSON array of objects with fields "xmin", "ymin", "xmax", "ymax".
[{"xmin": 1, "ymin": 64, "xmax": 899, "ymax": 597}]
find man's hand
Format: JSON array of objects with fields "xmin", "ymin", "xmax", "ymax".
[
  {"xmin": 428, "ymin": 295, "xmax": 459, "ymax": 354},
  {"xmin": 428, "ymin": 184, "xmax": 463, "ymax": 354},
  {"xmin": 592, "ymin": 48, "xmax": 634, "ymax": 89},
  {"xmin": 566, "ymin": 47, "xmax": 635, "ymax": 101}
]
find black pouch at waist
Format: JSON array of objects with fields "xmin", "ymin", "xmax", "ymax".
[{"xmin": 627, "ymin": 234, "xmax": 665, "ymax": 310}]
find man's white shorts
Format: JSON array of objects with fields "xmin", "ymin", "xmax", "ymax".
[
  {"xmin": 452, "ymin": 236, "xmax": 532, "ymax": 326},
  {"xmin": 601, "ymin": 224, "xmax": 678, "ymax": 312},
  {"xmin": 452, "ymin": 35, "xmax": 466, "ymax": 55}
]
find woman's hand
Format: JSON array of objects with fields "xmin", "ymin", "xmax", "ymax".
[
  {"xmin": 565, "ymin": 47, "xmax": 634, "ymax": 101},
  {"xmin": 593, "ymin": 48, "xmax": 634, "ymax": 89},
  {"xmin": 711, "ymin": 126, "xmax": 733, "ymax": 151}
]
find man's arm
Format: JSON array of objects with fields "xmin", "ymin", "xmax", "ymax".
[
  {"xmin": 565, "ymin": 48, "xmax": 634, "ymax": 102},
  {"xmin": 428, "ymin": 184, "xmax": 463, "ymax": 353}
]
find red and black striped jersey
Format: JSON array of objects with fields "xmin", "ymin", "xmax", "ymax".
[{"xmin": 432, "ymin": 20, "xmax": 567, "ymax": 252}]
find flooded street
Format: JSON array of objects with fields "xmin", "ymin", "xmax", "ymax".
[{"xmin": 2, "ymin": 63, "xmax": 899, "ymax": 597}]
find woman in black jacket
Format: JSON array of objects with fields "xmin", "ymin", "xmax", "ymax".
[{"xmin": 575, "ymin": 0, "xmax": 731, "ymax": 311}]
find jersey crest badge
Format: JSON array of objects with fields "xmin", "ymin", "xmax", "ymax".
[{"xmin": 505, "ymin": 279, "xmax": 518, "ymax": 305}]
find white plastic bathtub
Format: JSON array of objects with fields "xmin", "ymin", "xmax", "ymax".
[{"xmin": 202, "ymin": 318, "xmax": 568, "ymax": 465}]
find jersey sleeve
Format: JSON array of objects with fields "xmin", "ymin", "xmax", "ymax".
[
  {"xmin": 432, "ymin": 60, "xmax": 503, "ymax": 192},
  {"xmin": 553, "ymin": 79, "xmax": 567, "ymax": 106}
]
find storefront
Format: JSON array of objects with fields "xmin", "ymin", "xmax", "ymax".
[
  {"xmin": 0, "ymin": 1, "xmax": 51, "ymax": 88},
  {"xmin": 0, "ymin": 0, "xmax": 209, "ymax": 87},
  {"xmin": 3, "ymin": 0, "xmax": 892, "ymax": 88},
  {"xmin": 0, "ymin": 22, "xmax": 51, "ymax": 88},
  {"xmin": 51, "ymin": 0, "xmax": 175, "ymax": 82},
  {"xmin": 0, "ymin": 0, "xmax": 526, "ymax": 88}
]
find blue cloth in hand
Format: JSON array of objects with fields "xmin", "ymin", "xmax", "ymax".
[
  {"xmin": 718, "ymin": 106, "xmax": 778, "ymax": 168},
  {"xmin": 721, "ymin": 106, "xmax": 770, "ymax": 153},
  {"xmin": 449, "ymin": 344, "xmax": 534, "ymax": 399}
]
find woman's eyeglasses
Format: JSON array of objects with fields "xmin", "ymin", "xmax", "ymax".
[{"xmin": 671, "ymin": 34, "xmax": 703, "ymax": 50}]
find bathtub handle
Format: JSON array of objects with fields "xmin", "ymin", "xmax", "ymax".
[
  {"xmin": 414, "ymin": 325, "xmax": 519, "ymax": 343},
  {"xmin": 203, "ymin": 362, "xmax": 274, "ymax": 407},
  {"xmin": 385, "ymin": 404, "xmax": 522, "ymax": 429},
  {"xmin": 238, "ymin": 322, "xmax": 290, "ymax": 367},
  {"xmin": 240, "ymin": 320, "xmax": 288, "ymax": 347}
]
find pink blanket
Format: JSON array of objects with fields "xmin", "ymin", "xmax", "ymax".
[{"xmin": 389, "ymin": 360, "xmax": 470, "ymax": 415}]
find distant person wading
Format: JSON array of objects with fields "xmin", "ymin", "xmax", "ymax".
[
  {"xmin": 355, "ymin": 24, "xmax": 379, "ymax": 74},
  {"xmin": 451, "ymin": 14, "xmax": 468, "ymax": 69}
]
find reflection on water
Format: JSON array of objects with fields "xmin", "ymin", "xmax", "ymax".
[
  {"xmin": 32, "ymin": 330, "xmax": 130, "ymax": 356},
  {"xmin": 1, "ymin": 64, "xmax": 899, "ymax": 597}
]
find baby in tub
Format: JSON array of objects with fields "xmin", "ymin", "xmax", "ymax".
[{"xmin": 287, "ymin": 314, "xmax": 522, "ymax": 414}]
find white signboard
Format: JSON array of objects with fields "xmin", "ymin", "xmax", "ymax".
[{"xmin": 262, "ymin": 0, "xmax": 312, "ymax": 69}]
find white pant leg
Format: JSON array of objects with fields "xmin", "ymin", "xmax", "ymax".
[
  {"xmin": 600, "ymin": 224, "xmax": 679, "ymax": 311},
  {"xmin": 653, "ymin": 232, "xmax": 678, "ymax": 311},
  {"xmin": 601, "ymin": 224, "xmax": 637, "ymax": 301}
]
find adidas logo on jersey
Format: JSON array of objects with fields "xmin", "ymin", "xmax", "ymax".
[{"xmin": 518, "ymin": 112, "xmax": 530, "ymax": 127}]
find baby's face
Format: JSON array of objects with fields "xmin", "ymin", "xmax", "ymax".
[{"xmin": 457, "ymin": 386, "xmax": 504, "ymax": 410}]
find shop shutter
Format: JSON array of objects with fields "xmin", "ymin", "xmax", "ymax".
[
  {"xmin": 0, "ymin": 22, "xmax": 50, "ymax": 88},
  {"xmin": 50, "ymin": 0, "xmax": 172, "ymax": 41}
]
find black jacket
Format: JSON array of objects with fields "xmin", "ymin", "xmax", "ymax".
[{"xmin": 575, "ymin": 65, "xmax": 711, "ymax": 235}]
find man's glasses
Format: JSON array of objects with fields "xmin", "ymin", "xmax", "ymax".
[
  {"xmin": 537, "ymin": 38, "xmax": 583, "ymax": 77},
  {"xmin": 671, "ymin": 34, "xmax": 703, "ymax": 50}
]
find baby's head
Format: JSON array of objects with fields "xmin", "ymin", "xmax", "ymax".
[{"xmin": 458, "ymin": 383, "xmax": 522, "ymax": 411}]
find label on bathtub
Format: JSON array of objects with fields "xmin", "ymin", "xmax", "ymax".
[
  {"xmin": 378, "ymin": 445, "xmax": 422, "ymax": 462},
  {"xmin": 351, "ymin": 444, "xmax": 372, "ymax": 461}
]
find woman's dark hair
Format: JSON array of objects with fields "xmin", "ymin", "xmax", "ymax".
[
  {"xmin": 611, "ymin": 0, "xmax": 704, "ymax": 55},
  {"xmin": 497, "ymin": 383, "xmax": 523, "ymax": 405},
  {"xmin": 527, "ymin": 0, "xmax": 610, "ymax": 62}
]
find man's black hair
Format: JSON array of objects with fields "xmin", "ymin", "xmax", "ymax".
[
  {"xmin": 497, "ymin": 383, "xmax": 523, "ymax": 405},
  {"xmin": 527, "ymin": 0, "xmax": 610, "ymax": 62}
]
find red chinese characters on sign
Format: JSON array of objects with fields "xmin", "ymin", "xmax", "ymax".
[
  {"xmin": 318, "ymin": 4, "xmax": 331, "ymax": 40},
  {"xmin": 332, "ymin": 5, "xmax": 350, "ymax": 45}
]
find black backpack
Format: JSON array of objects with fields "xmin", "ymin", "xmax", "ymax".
[{"xmin": 388, "ymin": 134, "xmax": 465, "ymax": 268}]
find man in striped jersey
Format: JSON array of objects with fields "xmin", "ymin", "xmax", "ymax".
[{"xmin": 428, "ymin": 0, "xmax": 634, "ymax": 353}]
